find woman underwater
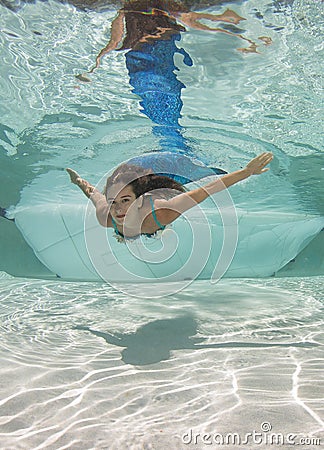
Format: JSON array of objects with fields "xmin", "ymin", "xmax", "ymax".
[
  {"xmin": 67, "ymin": 2, "xmax": 273, "ymax": 241},
  {"xmin": 73, "ymin": 1, "xmax": 266, "ymax": 189},
  {"xmin": 67, "ymin": 152, "xmax": 273, "ymax": 242}
]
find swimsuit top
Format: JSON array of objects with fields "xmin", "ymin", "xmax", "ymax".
[{"xmin": 111, "ymin": 195, "xmax": 166, "ymax": 242}]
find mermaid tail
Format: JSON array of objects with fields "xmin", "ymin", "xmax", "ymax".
[
  {"xmin": 125, "ymin": 33, "xmax": 193, "ymax": 153},
  {"xmin": 125, "ymin": 32, "xmax": 227, "ymax": 178},
  {"xmin": 127, "ymin": 152, "xmax": 227, "ymax": 184}
]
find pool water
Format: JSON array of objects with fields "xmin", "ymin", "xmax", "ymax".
[{"xmin": 0, "ymin": 0, "xmax": 323, "ymax": 448}]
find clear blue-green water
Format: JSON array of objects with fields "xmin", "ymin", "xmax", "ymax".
[{"xmin": 0, "ymin": 0, "xmax": 323, "ymax": 448}]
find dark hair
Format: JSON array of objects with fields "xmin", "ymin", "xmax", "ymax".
[
  {"xmin": 104, "ymin": 163, "xmax": 186, "ymax": 198},
  {"xmin": 118, "ymin": 0, "xmax": 187, "ymax": 50}
]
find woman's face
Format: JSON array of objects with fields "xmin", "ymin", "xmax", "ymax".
[{"xmin": 106, "ymin": 183, "xmax": 137, "ymax": 225}]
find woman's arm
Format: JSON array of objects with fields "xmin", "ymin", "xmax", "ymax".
[
  {"xmin": 90, "ymin": 190, "xmax": 112, "ymax": 228},
  {"xmin": 154, "ymin": 153, "xmax": 273, "ymax": 225},
  {"xmin": 76, "ymin": 11, "xmax": 125, "ymax": 81},
  {"xmin": 178, "ymin": 9, "xmax": 245, "ymax": 28},
  {"xmin": 178, "ymin": 10, "xmax": 259, "ymax": 53},
  {"xmin": 66, "ymin": 168, "xmax": 112, "ymax": 227},
  {"xmin": 91, "ymin": 10, "xmax": 125, "ymax": 72}
]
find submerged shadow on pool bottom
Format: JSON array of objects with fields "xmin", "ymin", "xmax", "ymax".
[{"xmin": 75, "ymin": 316, "xmax": 318, "ymax": 365}]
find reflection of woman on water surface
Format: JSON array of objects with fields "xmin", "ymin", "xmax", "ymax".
[
  {"xmin": 77, "ymin": 1, "xmax": 255, "ymax": 151},
  {"xmin": 77, "ymin": 0, "xmax": 258, "ymax": 83}
]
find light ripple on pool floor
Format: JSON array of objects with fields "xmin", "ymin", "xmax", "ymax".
[{"xmin": 0, "ymin": 276, "xmax": 323, "ymax": 449}]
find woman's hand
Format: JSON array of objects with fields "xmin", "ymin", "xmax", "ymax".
[
  {"xmin": 66, "ymin": 168, "xmax": 95, "ymax": 198},
  {"xmin": 66, "ymin": 168, "xmax": 81, "ymax": 185},
  {"xmin": 244, "ymin": 152, "xmax": 273, "ymax": 175}
]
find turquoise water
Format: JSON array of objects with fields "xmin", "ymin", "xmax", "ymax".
[{"xmin": 0, "ymin": 0, "xmax": 323, "ymax": 448}]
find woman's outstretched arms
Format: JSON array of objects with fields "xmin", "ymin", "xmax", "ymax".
[
  {"xmin": 154, "ymin": 152, "xmax": 274, "ymax": 225},
  {"xmin": 66, "ymin": 168, "xmax": 112, "ymax": 227},
  {"xmin": 66, "ymin": 153, "xmax": 273, "ymax": 231}
]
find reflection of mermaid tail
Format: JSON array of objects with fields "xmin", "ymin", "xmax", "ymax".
[
  {"xmin": 128, "ymin": 152, "xmax": 227, "ymax": 184},
  {"xmin": 125, "ymin": 33, "xmax": 193, "ymax": 153}
]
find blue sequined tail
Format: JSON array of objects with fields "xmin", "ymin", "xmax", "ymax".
[{"xmin": 125, "ymin": 33, "xmax": 226, "ymax": 181}]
